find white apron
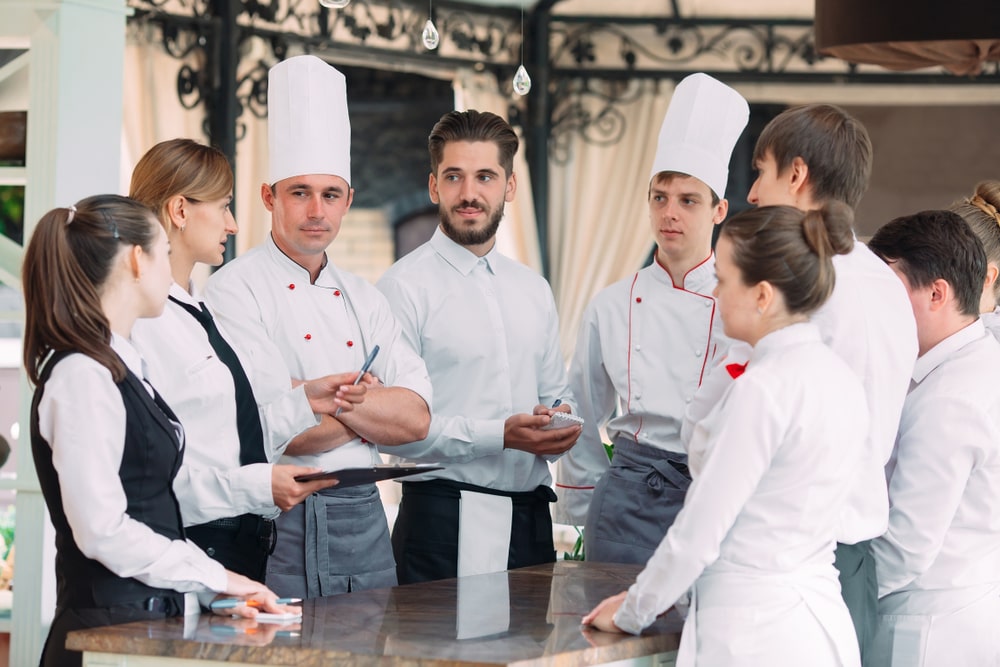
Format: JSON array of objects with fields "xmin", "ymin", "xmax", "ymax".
[
  {"xmin": 871, "ymin": 582, "xmax": 1000, "ymax": 666},
  {"xmin": 679, "ymin": 568, "xmax": 860, "ymax": 667}
]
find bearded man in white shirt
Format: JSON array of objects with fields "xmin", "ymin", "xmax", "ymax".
[
  {"xmin": 205, "ymin": 56, "xmax": 432, "ymax": 599},
  {"xmin": 552, "ymin": 73, "xmax": 748, "ymax": 565},
  {"xmin": 376, "ymin": 109, "xmax": 581, "ymax": 584},
  {"xmin": 866, "ymin": 210, "xmax": 1000, "ymax": 667}
]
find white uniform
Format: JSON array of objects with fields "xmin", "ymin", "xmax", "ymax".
[
  {"xmin": 811, "ymin": 242, "xmax": 918, "ymax": 544},
  {"xmin": 554, "ymin": 255, "xmax": 726, "ymax": 526},
  {"xmin": 614, "ymin": 323, "xmax": 866, "ymax": 667},
  {"xmin": 37, "ymin": 335, "xmax": 227, "ymax": 597},
  {"xmin": 871, "ymin": 319, "xmax": 1000, "ymax": 666},
  {"xmin": 132, "ymin": 283, "xmax": 318, "ymax": 526},
  {"xmin": 204, "ymin": 235, "xmax": 432, "ymax": 597},
  {"xmin": 204, "ymin": 236, "xmax": 432, "ymax": 470}
]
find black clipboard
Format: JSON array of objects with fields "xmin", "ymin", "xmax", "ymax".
[{"xmin": 294, "ymin": 463, "xmax": 443, "ymax": 486}]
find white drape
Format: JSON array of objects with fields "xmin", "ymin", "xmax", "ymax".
[
  {"xmin": 547, "ymin": 78, "xmax": 676, "ymax": 359},
  {"xmin": 121, "ymin": 26, "xmax": 270, "ymax": 280},
  {"xmin": 454, "ymin": 69, "xmax": 542, "ymax": 274}
]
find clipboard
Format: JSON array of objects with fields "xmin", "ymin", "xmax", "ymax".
[{"xmin": 293, "ymin": 463, "xmax": 443, "ymax": 486}]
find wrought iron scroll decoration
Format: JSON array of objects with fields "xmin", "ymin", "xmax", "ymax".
[
  {"xmin": 128, "ymin": 0, "xmax": 524, "ymax": 132},
  {"xmin": 128, "ymin": 2, "xmax": 1000, "ymax": 152}
]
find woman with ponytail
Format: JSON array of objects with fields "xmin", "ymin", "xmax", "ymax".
[
  {"xmin": 23, "ymin": 196, "xmax": 295, "ymax": 667},
  {"xmin": 584, "ymin": 202, "xmax": 867, "ymax": 667}
]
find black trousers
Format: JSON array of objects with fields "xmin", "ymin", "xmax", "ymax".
[
  {"xmin": 41, "ymin": 594, "xmax": 183, "ymax": 667},
  {"xmin": 186, "ymin": 513, "xmax": 277, "ymax": 583},
  {"xmin": 392, "ymin": 480, "xmax": 556, "ymax": 584}
]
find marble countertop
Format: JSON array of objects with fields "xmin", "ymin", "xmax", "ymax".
[{"xmin": 67, "ymin": 561, "xmax": 682, "ymax": 666}]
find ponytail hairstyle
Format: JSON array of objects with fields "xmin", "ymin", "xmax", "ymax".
[
  {"xmin": 129, "ymin": 138, "xmax": 233, "ymax": 232},
  {"xmin": 22, "ymin": 195, "xmax": 160, "ymax": 385},
  {"xmin": 719, "ymin": 201, "xmax": 855, "ymax": 316},
  {"xmin": 949, "ymin": 180, "xmax": 1000, "ymax": 304}
]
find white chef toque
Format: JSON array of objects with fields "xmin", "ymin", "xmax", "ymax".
[
  {"xmin": 267, "ymin": 55, "xmax": 351, "ymax": 187},
  {"xmin": 649, "ymin": 73, "xmax": 749, "ymax": 199}
]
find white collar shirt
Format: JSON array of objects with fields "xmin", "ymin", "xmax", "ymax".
[
  {"xmin": 132, "ymin": 282, "xmax": 318, "ymax": 525},
  {"xmin": 614, "ymin": 322, "xmax": 868, "ymax": 633},
  {"xmin": 980, "ymin": 306, "xmax": 1000, "ymax": 341},
  {"xmin": 36, "ymin": 334, "xmax": 227, "ymax": 594},
  {"xmin": 872, "ymin": 319, "xmax": 1000, "ymax": 597},
  {"xmin": 375, "ymin": 227, "xmax": 571, "ymax": 491},
  {"xmin": 796, "ymin": 241, "xmax": 917, "ymax": 543},
  {"xmin": 204, "ymin": 235, "xmax": 432, "ymax": 470},
  {"xmin": 554, "ymin": 255, "xmax": 728, "ymax": 524}
]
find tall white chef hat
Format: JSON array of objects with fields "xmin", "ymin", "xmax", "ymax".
[
  {"xmin": 267, "ymin": 55, "xmax": 351, "ymax": 186},
  {"xmin": 649, "ymin": 73, "xmax": 749, "ymax": 199}
]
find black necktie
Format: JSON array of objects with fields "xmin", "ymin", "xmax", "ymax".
[{"xmin": 169, "ymin": 296, "xmax": 267, "ymax": 465}]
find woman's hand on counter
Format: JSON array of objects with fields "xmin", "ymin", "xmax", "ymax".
[
  {"xmin": 215, "ymin": 572, "xmax": 302, "ymax": 618},
  {"xmin": 581, "ymin": 591, "xmax": 627, "ymax": 633}
]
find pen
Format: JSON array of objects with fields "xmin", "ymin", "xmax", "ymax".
[
  {"xmin": 334, "ymin": 344, "xmax": 380, "ymax": 417},
  {"xmin": 552, "ymin": 399, "xmax": 562, "ymax": 408},
  {"xmin": 210, "ymin": 597, "xmax": 302, "ymax": 610}
]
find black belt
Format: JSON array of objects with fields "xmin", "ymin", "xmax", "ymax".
[{"xmin": 191, "ymin": 514, "xmax": 277, "ymax": 554}]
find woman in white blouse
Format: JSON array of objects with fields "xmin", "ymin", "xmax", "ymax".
[
  {"xmin": 584, "ymin": 202, "xmax": 868, "ymax": 666},
  {"xmin": 128, "ymin": 139, "xmax": 368, "ymax": 582},
  {"xmin": 22, "ymin": 196, "xmax": 294, "ymax": 667}
]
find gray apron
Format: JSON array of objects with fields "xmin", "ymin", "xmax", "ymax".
[
  {"xmin": 266, "ymin": 484, "xmax": 397, "ymax": 598},
  {"xmin": 584, "ymin": 437, "xmax": 691, "ymax": 564}
]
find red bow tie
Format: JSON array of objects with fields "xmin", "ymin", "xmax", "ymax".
[{"xmin": 725, "ymin": 362, "xmax": 749, "ymax": 379}]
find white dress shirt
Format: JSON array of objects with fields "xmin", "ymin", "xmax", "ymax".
[
  {"xmin": 810, "ymin": 242, "xmax": 918, "ymax": 544},
  {"xmin": 872, "ymin": 319, "xmax": 1000, "ymax": 597},
  {"xmin": 375, "ymin": 228, "xmax": 571, "ymax": 491},
  {"xmin": 36, "ymin": 335, "xmax": 228, "ymax": 593},
  {"xmin": 204, "ymin": 235, "xmax": 432, "ymax": 471},
  {"xmin": 132, "ymin": 283, "xmax": 319, "ymax": 526},
  {"xmin": 614, "ymin": 323, "xmax": 867, "ymax": 664},
  {"xmin": 553, "ymin": 255, "xmax": 727, "ymax": 525},
  {"xmin": 981, "ymin": 306, "xmax": 1000, "ymax": 341}
]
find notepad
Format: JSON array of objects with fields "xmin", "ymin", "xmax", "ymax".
[
  {"xmin": 293, "ymin": 463, "xmax": 443, "ymax": 486},
  {"xmin": 254, "ymin": 611, "xmax": 302, "ymax": 623}
]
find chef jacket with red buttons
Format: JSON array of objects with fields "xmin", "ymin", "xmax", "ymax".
[{"xmin": 204, "ymin": 234, "xmax": 433, "ymax": 472}]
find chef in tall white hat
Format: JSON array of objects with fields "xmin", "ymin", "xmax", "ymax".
[
  {"xmin": 554, "ymin": 72, "xmax": 749, "ymax": 564},
  {"xmin": 204, "ymin": 54, "xmax": 432, "ymax": 599}
]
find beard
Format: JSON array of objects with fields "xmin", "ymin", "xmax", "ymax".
[{"xmin": 438, "ymin": 199, "xmax": 504, "ymax": 247}]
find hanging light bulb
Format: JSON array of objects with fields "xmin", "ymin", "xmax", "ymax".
[
  {"xmin": 512, "ymin": 7, "xmax": 530, "ymax": 96},
  {"xmin": 422, "ymin": 19, "xmax": 440, "ymax": 50},
  {"xmin": 318, "ymin": 0, "xmax": 351, "ymax": 8},
  {"xmin": 513, "ymin": 65, "xmax": 531, "ymax": 96}
]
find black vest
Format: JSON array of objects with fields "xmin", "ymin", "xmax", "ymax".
[{"xmin": 30, "ymin": 351, "xmax": 188, "ymax": 609}]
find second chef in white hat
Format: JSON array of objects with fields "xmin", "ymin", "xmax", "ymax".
[
  {"xmin": 205, "ymin": 54, "xmax": 432, "ymax": 599},
  {"xmin": 554, "ymin": 72, "xmax": 749, "ymax": 564}
]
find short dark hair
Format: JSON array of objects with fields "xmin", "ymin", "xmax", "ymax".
[
  {"xmin": 868, "ymin": 209, "xmax": 986, "ymax": 318},
  {"xmin": 720, "ymin": 201, "xmax": 855, "ymax": 316},
  {"xmin": 753, "ymin": 104, "xmax": 872, "ymax": 209},
  {"xmin": 428, "ymin": 110, "xmax": 518, "ymax": 177}
]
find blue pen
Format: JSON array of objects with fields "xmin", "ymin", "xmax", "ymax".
[
  {"xmin": 551, "ymin": 399, "xmax": 562, "ymax": 408},
  {"xmin": 334, "ymin": 344, "xmax": 380, "ymax": 417},
  {"xmin": 210, "ymin": 597, "xmax": 301, "ymax": 610}
]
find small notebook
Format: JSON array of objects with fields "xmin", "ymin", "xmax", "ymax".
[{"xmin": 293, "ymin": 463, "xmax": 443, "ymax": 486}]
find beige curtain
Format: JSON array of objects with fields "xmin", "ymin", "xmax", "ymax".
[
  {"xmin": 454, "ymin": 69, "xmax": 542, "ymax": 274},
  {"xmin": 122, "ymin": 27, "xmax": 271, "ymax": 282},
  {"xmin": 548, "ymin": 78, "xmax": 676, "ymax": 359}
]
